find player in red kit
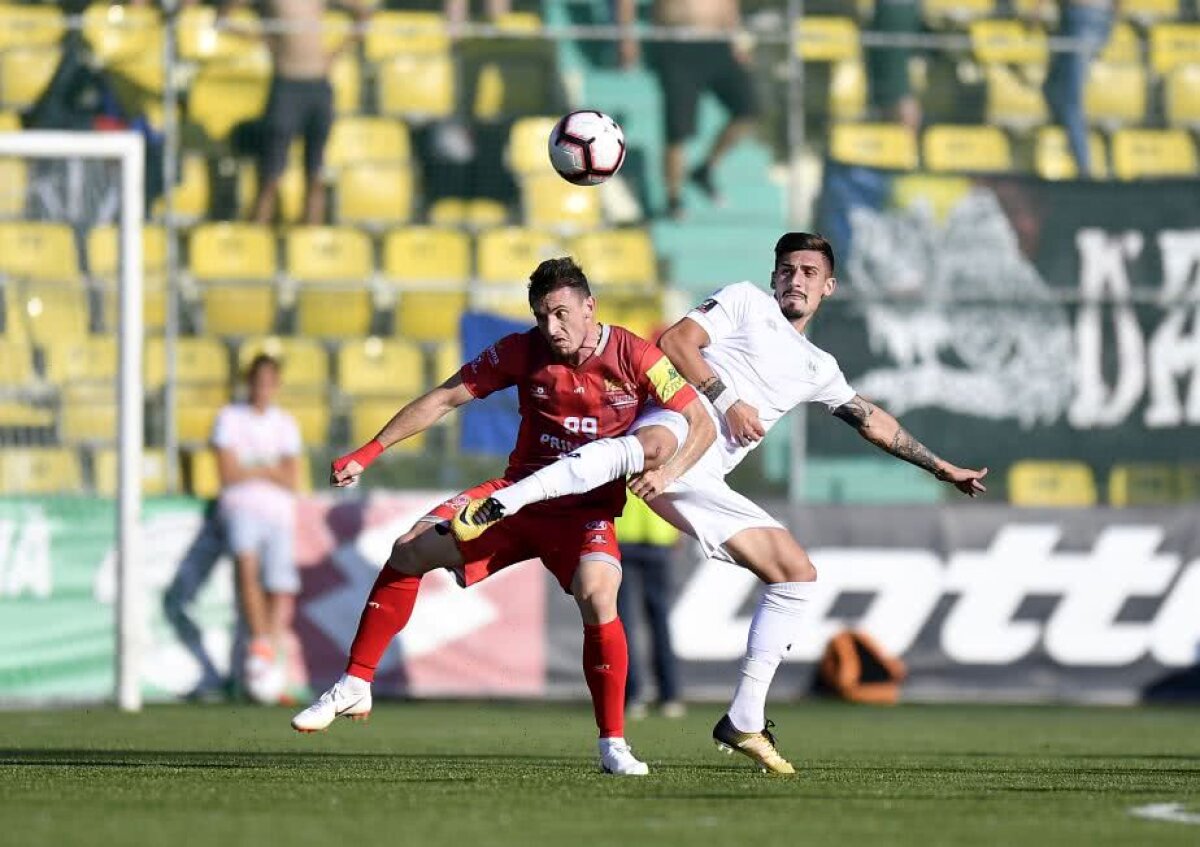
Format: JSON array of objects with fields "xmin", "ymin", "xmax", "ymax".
[{"xmin": 291, "ymin": 258, "xmax": 716, "ymax": 775}]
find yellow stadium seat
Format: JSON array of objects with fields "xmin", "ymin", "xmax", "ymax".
[
  {"xmin": 830, "ymin": 60, "xmax": 868, "ymax": 121},
  {"xmin": 153, "ymin": 155, "xmax": 210, "ymax": 222},
  {"xmin": 364, "ymin": 11, "xmax": 449, "ymax": 62},
  {"xmin": 336, "ymin": 163, "xmax": 414, "ymax": 227},
  {"xmin": 238, "ymin": 337, "xmax": 329, "ymax": 390},
  {"xmin": 494, "ymin": 11, "xmax": 541, "ymax": 32},
  {"xmin": 1008, "ymin": 460, "xmax": 1097, "ymax": 507},
  {"xmin": 296, "ymin": 289, "xmax": 373, "ymax": 338},
  {"xmin": 187, "ymin": 448, "xmax": 221, "ymax": 499},
  {"xmin": 922, "ymin": 0, "xmax": 995, "ymax": 30},
  {"xmin": 970, "ymin": 20, "xmax": 1048, "ymax": 65},
  {"xmin": 433, "ymin": 340, "xmax": 460, "ymax": 384},
  {"xmin": 507, "ymin": 116, "xmax": 559, "ymax": 176},
  {"xmin": 1164, "ymin": 64, "xmax": 1200, "ymax": 127},
  {"xmin": 0, "ymin": 4, "xmax": 65, "ymax": 50},
  {"xmin": 521, "ymin": 172, "xmax": 602, "ymax": 233},
  {"xmin": 188, "ymin": 68, "xmax": 270, "ymax": 142},
  {"xmin": 0, "ymin": 47, "xmax": 59, "ymax": 110},
  {"xmin": 93, "ymin": 448, "xmax": 171, "ymax": 497},
  {"xmin": 891, "ymin": 174, "xmax": 973, "ymax": 222},
  {"xmin": 600, "ymin": 293, "xmax": 665, "ymax": 341},
  {"xmin": 1084, "ymin": 62, "xmax": 1147, "ymax": 127},
  {"xmin": 1121, "ymin": 0, "xmax": 1181, "ymax": 26},
  {"xmin": 427, "ymin": 197, "xmax": 509, "ymax": 229},
  {"xmin": 571, "ymin": 229, "xmax": 657, "ymax": 288},
  {"xmin": 189, "ymin": 223, "xmax": 277, "ymax": 281},
  {"xmin": 286, "ymin": 226, "xmax": 374, "ymax": 283},
  {"xmin": 320, "ymin": 9, "xmax": 355, "ymax": 55},
  {"xmin": 1150, "ymin": 23, "xmax": 1200, "ymax": 75},
  {"xmin": 1111, "ymin": 128, "xmax": 1198, "ymax": 179},
  {"xmin": 473, "ymin": 289, "xmax": 532, "ymax": 320},
  {"xmin": 1108, "ymin": 463, "xmax": 1180, "ymax": 506},
  {"xmin": 18, "ymin": 283, "xmax": 89, "ymax": 345},
  {"xmin": 0, "ymin": 340, "xmax": 35, "ymax": 387},
  {"xmin": 60, "ymin": 382, "xmax": 116, "ymax": 443},
  {"xmin": 1101, "ymin": 21, "xmax": 1141, "ymax": 64},
  {"xmin": 984, "ymin": 64, "xmax": 1048, "ymax": 129},
  {"xmin": 349, "ymin": 398, "xmax": 425, "ymax": 450},
  {"xmin": 326, "ymin": 117, "xmax": 412, "ymax": 169},
  {"xmin": 331, "ymin": 51, "xmax": 361, "ymax": 115},
  {"xmin": 176, "ymin": 5, "xmax": 269, "ymax": 67},
  {"xmin": 89, "ymin": 222, "xmax": 169, "ymax": 331},
  {"xmin": 236, "ymin": 158, "xmax": 306, "ymax": 225},
  {"xmin": 376, "ymin": 54, "xmax": 455, "ymax": 120},
  {"xmin": 44, "ymin": 337, "xmax": 117, "ymax": 385},
  {"xmin": 383, "ymin": 227, "xmax": 471, "ymax": 285},
  {"xmin": 337, "ymin": 337, "xmax": 424, "ymax": 397},
  {"xmin": 0, "ymin": 400, "xmax": 53, "ymax": 428},
  {"xmin": 395, "ymin": 291, "xmax": 467, "ymax": 343},
  {"xmin": 175, "ymin": 384, "xmax": 228, "ymax": 443},
  {"xmin": 201, "ymin": 284, "xmax": 277, "ymax": 336},
  {"xmin": 0, "ymin": 222, "xmax": 80, "ymax": 283},
  {"xmin": 82, "ymin": 2, "xmax": 161, "ymax": 65},
  {"xmin": 144, "ymin": 337, "xmax": 229, "ymax": 391},
  {"xmin": 476, "ymin": 227, "xmax": 565, "ymax": 283},
  {"xmin": 0, "ymin": 110, "xmax": 17, "ymax": 130},
  {"xmin": 922, "ymin": 125, "xmax": 1012, "ymax": 173},
  {"xmin": 793, "ymin": 16, "xmax": 860, "ymax": 62},
  {"xmin": 829, "ymin": 123, "xmax": 918, "ymax": 170},
  {"xmin": 279, "ymin": 395, "xmax": 330, "ymax": 445},
  {"xmin": 0, "ymin": 157, "xmax": 26, "ymax": 218},
  {"xmin": 1034, "ymin": 126, "xmax": 1109, "ymax": 180},
  {"xmin": 0, "ymin": 447, "xmax": 82, "ymax": 494}
]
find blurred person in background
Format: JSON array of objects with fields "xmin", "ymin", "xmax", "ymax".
[
  {"xmin": 1041, "ymin": 0, "xmax": 1113, "ymax": 177},
  {"xmin": 615, "ymin": 490, "xmax": 685, "ymax": 720},
  {"xmin": 867, "ymin": 0, "xmax": 922, "ymax": 132},
  {"xmin": 618, "ymin": 0, "xmax": 760, "ymax": 219},
  {"xmin": 445, "ymin": 0, "xmax": 511, "ymax": 28}
]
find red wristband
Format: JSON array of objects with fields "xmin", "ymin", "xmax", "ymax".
[{"xmin": 333, "ymin": 439, "xmax": 384, "ymax": 473}]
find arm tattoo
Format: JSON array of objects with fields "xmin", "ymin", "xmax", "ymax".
[
  {"xmin": 833, "ymin": 397, "xmax": 874, "ymax": 430},
  {"xmin": 888, "ymin": 428, "xmax": 944, "ymax": 477},
  {"xmin": 697, "ymin": 375, "xmax": 727, "ymax": 404}
]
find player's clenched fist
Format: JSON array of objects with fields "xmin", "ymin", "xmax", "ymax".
[
  {"xmin": 331, "ymin": 440, "xmax": 384, "ymax": 488},
  {"xmin": 725, "ymin": 400, "xmax": 765, "ymax": 447}
]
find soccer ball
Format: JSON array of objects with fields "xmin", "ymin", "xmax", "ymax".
[{"xmin": 547, "ymin": 110, "xmax": 626, "ymax": 186}]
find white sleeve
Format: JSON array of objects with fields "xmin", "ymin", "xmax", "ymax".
[
  {"xmin": 685, "ymin": 282, "xmax": 761, "ymax": 344},
  {"xmin": 813, "ymin": 358, "xmax": 858, "ymax": 412},
  {"xmin": 211, "ymin": 406, "xmax": 235, "ymax": 449}
]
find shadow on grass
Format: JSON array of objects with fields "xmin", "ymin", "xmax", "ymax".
[{"xmin": 0, "ymin": 749, "xmax": 581, "ymax": 770}]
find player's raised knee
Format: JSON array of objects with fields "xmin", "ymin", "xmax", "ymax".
[{"xmin": 634, "ymin": 425, "xmax": 678, "ymax": 470}]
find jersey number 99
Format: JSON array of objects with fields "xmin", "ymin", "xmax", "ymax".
[{"xmin": 563, "ymin": 416, "xmax": 598, "ymax": 436}]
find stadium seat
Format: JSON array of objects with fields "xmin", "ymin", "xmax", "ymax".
[
  {"xmin": 1034, "ymin": 126, "xmax": 1109, "ymax": 180},
  {"xmin": 476, "ymin": 227, "xmax": 564, "ymax": 283},
  {"xmin": 984, "ymin": 64, "xmax": 1048, "ymax": 129},
  {"xmin": 0, "ymin": 400, "xmax": 53, "ymax": 428},
  {"xmin": 0, "ymin": 157, "xmax": 25, "ymax": 219},
  {"xmin": 336, "ymin": 163, "xmax": 414, "ymax": 228},
  {"xmin": 0, "ymin": 4, "xmax": 65, "ymax": 50},
  {"xmin": 144, "ymin": 337, "xmax": 229, "ymax": 392},
  {"xmin": 970, "ymin": 20, "xmax": 1048, "ymax": 65},
  {"xmin": 1108, "ymin": 463, "xmax": 1180, "ymax": 506},
  {"xmin": 287, "ymin": 226, "xmax": 375, "ymax": 337},
  {"xmin": 520, "ymin": 172, "xmax": 602, "ymax": 233},
  {"xmin": 0, "ymin": 110, "xmax": 17, "ymax": 130},
  {"xmin": 1122, "ymin": 0, "xmax": 1181, "ymax": 26},
  {"xmin": 1164, "ymin": 65, "xmax": 1200, "ymax": 127},
  {"xmin": 82, "ymin": 2, "xmax": 161, "ymax": 65},
  {"xmin": 188, "ymin": 68, "xmax": 270, "ymax": 142},
  {"xmin": 18, "ymin": 283, "xmax": 89, "ymax": 345},
  {"xmin": 601, "ymin": 293, "xmax": 665, "ymax": 340},
  {"xmin": 922, "ymin": 125, "xmax": 1012, "ymax": 173},
  {"xmin": 1150, "ymin": 23, "xmax": 1200, "ymax": 75},
  {"xmin": 364, "ymin": 11, "xmax": 449, "ymax": 63},
  {"xmin": 337, "ymin": 337, "xmax": 424, "ymax": 398},
  {"xmin": 176, "ymin": 5, "xmax": 269, "ymax": 67},
  {"xmin": 432, "ymin": 340, "xmax": 461, "ymax": 384},
  {"xmin": 349, "ymin": 398, "xmax": 425, "ymax": 450},
  {"xmin": 376, "ymin": 54, "xmax": 455, "ymax": 120},
  {"xmin": 1111, "ymin": 128, "xmax": 1198, "ymax": 179},
  {"xmin": 571, "ymin": 230, "xmax": 658, "ymax": 288},
  {"xmin": 493, "ymin": 10, "xmax": 541, "ymax": 32},
  {"xmin": 0, "ymin": 47, "xmax": 59, "ymax": 110},
  {"xmin": 922, "ymin": 0, "xmax": 995, "ymax": 30},
  {"xmin": 395, "ymin": 292, "xmax": 467, "ymax": 343},
  {"xmin": 238, "ymin": 337, "xmax": 329, "ymax": 390},
  {"xmin": 174, "ymin": 384, "xmax": 229, "ymax": 443},
  {"xmin": 279, "ymin": 394, "xmax": 330, "ymax": 445},
  {"xmin": 507, "ymin": 116, "xmax": 560, "ymax": 176},
  {"xmin": 0, "ymin": 340, "xmax": 35, "ymax": 387},
  {"xmin": 60, "ymin": 383, "xmax": 116, "ymax": 444},
  {"xmin": 326, "ymin": 116, "xmax": 412, "ymax": 169},
  {"xmin": 186, "ymin": 448, "xmax": 221, "ymax": 499},
  {"xmin": 829, "ymin": 123, "xmax": 918, "ymax": 170},
  {"xmin": 44, "ymin": 337, "xmax": 117, "ymax": 385},
  {"xmin": 1084, "ymin": 62, "xmax": 1147, "ymax": 128},
  {"xmin": 93, "ymin": 448, "xmax": 171, "ymax": 497},
  {"xmin": 320, "ymin": 8, "xmax": 355, "ymax": 56},
  {"xmin": 0, "ymin": 222, "xmax": 80, "ymax": 283},
  {"xmin": 236, "ymin": 156, "xmax": 307, "ymax": 225},
  {"xmin": 189, "ymin": 223, "xmax": 277, "ymax": 336},
  {"xmin": 1008, "ymin": 460, "xmax": 1097, "ymax": 507},
  {"xmin": 153, "ymin": 155, "xmax": 210, "ymax": 222},
  {"xmin": 0, "ymin": 447, "xmax": 82, "ymax": 494},
  {"xmin": 793, "ymin": 16, "xmax": 859, "ymax": 62},
  {"xmin": 429, "ymin": 197, "xmax": 508, "ymax": 229},
  {"xmin": 330, "ymin": 52, "xmax": 362, "ymax": 115},
  {"xmin": 88, "ymin": 223, "xmax": 169, "ymax": 332},
  {"xmin": 383, "ymin": 227, "xmax": 471, "ymax": 341},
  {"xmin": 829, "ymin": 61, "xmax": 868, "ymax": 120},
  {"xmin": 1101, "ymin": 21, "xmax": 1141, "ymax": 65},
  {"xmin": 890, "ymin": 174, "xmax": 973, "ymax": 222}
]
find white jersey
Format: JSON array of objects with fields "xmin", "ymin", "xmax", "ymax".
[
  {"xmin": 685, "ymin": 281, "xmax": 857, "ymax": 475},
  {"xmin": 211, "ymin": 402, "xmax": 302, "ymax": 527}
]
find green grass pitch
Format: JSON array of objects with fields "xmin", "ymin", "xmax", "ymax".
[{"xmin": 1, "ymin": 701, "xmax": 1197, "ymax": 846}]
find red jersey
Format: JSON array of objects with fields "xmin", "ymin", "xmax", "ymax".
[{"xmin": 459, "ymin": 324, "xmax": 696, "ymax": 515}]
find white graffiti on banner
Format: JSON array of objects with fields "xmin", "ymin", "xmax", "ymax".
[
  {"xmin": 0, "ymin": 508, "xmax": 51, "ymax": 599},
  {"xmin": 671, "ymin": 524, "xmax": 1200, "ymax": 667}
]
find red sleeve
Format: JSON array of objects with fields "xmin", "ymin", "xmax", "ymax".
[
  {"xmin": 459, "ymin": 332, "xmax": 529, "ymax": 399},
  {"xmin": 633, "ymin": 340, "xmax": 696, "ymax": 413}
]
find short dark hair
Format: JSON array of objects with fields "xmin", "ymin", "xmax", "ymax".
[
  {"xmin": 246, "ymin": 353, "xmax": 281, "ymax": 381},
  {"xmin": 774, "ymin": 232, "xmax": 835, "ymax": 274},
  {"xmin": 528, "ymin": 257, "xmax": 591, "ymax": 307}
]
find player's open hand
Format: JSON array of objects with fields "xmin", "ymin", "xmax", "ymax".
[
  {"xmin": 725, "ymin": 400, "xmax": 765, "ymax": 447},
  {"xmin": 629, "ymin": 467, "xmax": 672, "ymax": 502},
  {"xmin": 938, "ymin": 465, "xmax": 988, "ymax": 498},
  {"xmin": 330, "ymin": 458, "xmax": 364, "ymax": 488}
]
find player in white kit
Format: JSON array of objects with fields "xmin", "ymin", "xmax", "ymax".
[{"xmin": 453, "ymin": 233, "xmax": 987, "ymax": 773}]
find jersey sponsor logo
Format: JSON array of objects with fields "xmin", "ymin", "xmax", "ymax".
[
  {"xmin": 585, "ymin": 520, "xmax": 608, "ymax": 531},
  {"xmin": 540, "ymin": 433, "xmax": 582, "ymax": 453},
  {"xmin": 647, "ymin": 357, "xmax": 688, "ymax": 404},
  {"xmin": 604, "ymin": 377, "xmax": 638, "ymax": 407},
  {"xmin": 696, "ymin": 298, "xmax": 720, "ymax": 314}
]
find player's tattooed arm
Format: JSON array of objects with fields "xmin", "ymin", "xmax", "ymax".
[{"xmin": 697, "ymin": 375, "xmax": 727, "ymax": 405}]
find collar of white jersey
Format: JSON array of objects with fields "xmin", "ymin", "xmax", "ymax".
[{"xmin": 593, "ymin": 323, "xmax": 612, "ymax": 357}]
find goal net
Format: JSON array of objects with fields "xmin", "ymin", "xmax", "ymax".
[{"xmin": 0, "ymin": 130, "xmax": 144, "ymax": 711}]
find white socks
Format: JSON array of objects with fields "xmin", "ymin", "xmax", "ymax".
[
  {"xmin": 727, "ymin": 581, "xmax": 815, "ymax": 734},
  {"xmin": 340, "ymin": 673, "xmax": 371, "ymax": 693},
  {"xmin": 492, "ymin": 436, "xmax": 645, "ymax": 516}
]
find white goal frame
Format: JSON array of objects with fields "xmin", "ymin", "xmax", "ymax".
[{"xmin": 0, "ymin": 131, "xmax": 145, "ymax": 712}]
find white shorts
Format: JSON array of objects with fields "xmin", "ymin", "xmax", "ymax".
[
  {"xmin": 221, "ymin": 509, "xmax": 299, "ymax": 594},
  {"xmin": 630, "ymin": 406, "xmax": 783, "ymax": 563}
]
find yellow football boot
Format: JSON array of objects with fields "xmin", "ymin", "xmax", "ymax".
[
  {"xmin": 450, "ymin": 497, "xmax": 506, "ymax": 543},
  {"xmin": 712, "ymin": 715, "xmax": 796, "ymax": 775}
]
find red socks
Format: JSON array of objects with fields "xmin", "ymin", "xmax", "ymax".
[
  {"xmin": 345, "ymin": 567, "xmax": 421, "ymax": 682},
  {"xmin": 582, "ymin": 618, "xmax": 629, "ymax": 738}
]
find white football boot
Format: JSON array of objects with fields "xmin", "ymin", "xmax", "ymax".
[
  {"xmin": 290, "ymin": 675, "xmax": 372, "ymax": 733},
  {"xmin": 598, "ymin": 738, "xmax": 650, "ymax": 775}
]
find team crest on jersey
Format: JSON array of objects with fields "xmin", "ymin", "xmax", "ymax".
[
  {"xmin": 531, "ymin": 384, "xmax": 548, "ymax": 399},
  {"xmin": 590, "ymin": 534, "xmax": 607, "ymax": 545},
  {"xmin": 696, "ymin": 298, "xmax": 720, "ymax": 314},
  {"xmin": 585, "ymin": 520, "xmax": 608, "ymax": 531}
]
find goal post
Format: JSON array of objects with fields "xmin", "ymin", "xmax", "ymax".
[{"xmin": 0, "ymin": 130, "xmax": 145, "ymax": 712}]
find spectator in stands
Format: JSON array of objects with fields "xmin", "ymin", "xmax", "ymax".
[
  {"xmin": 867, "ymin": 0, "xmax": 922, "ymax": 133},
  {"xmin": 1041, "ymin": 0, "xmax": 1113, "ymax": 177},
  {"xmin": 615, "ymin": 492, "xmax": 685, "ymax": 719},
  {"xmin": 220, "ymin": 0, "xmax": 368, "ymax": 224},
  {"xmin": 618, "ymin": 0, "xmax": 760, "ymax": 219},
  {"xmin": 445, "ymin": 0, "xmax": 511, "ymax": 28}
]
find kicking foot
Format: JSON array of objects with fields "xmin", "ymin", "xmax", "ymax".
[
  {"xmin": 599, "ymin": 738, "xmax": 650, "ymax": 775},
  {"xmin": 712, "ymin": 715, "xmax": 795, "ymax": 775},
  {"xmin": 451, "ymin": 496, "xmax": 506, "ymax": 543},
  {"xmin": 291, "ymin": 675, "xmax": 372, "ymax": 733},
  {"xmin": 689, "ymin": 164, "xmax": 724, "ymax": 206}
]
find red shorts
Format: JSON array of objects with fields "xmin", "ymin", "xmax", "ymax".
[{"xmin": 423, "ymin": 478, "xmax": 622, "ymax": 593}]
